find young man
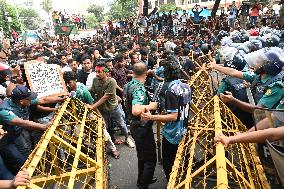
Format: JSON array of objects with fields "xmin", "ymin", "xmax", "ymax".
[
  {"xmin": 68, "ymin": 59, "xmax": 78, "ymax": 73},
  {"xmin": 77, "ymin": 55, "xmax": 93, "ymax": 85},
  {"xmin": 57, "ymin": 53, "xmax": 72, "ymax": 72},
  {"xmin": 87, "ymin": 62, "xmax": 135, "ymax": 148},
  {"xmin": 141, "ymin": 59, "xmax": 191, "ymax": 180},
  {"xmin": 63, "ymin": 71, "xmax": 120, "ymax": 159},
  {"xmin": 112, "ymin": 54, "xmax": 130, "ymax": 96}
]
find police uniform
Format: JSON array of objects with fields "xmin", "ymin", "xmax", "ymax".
[
  {"xmin": 0, "ymin": 98, "xmax": 38, "ymax": 174},
  {"xmin": 217, "ymin": 76, "xmax": 255, "ymax": 128},
  {"xmin": 243, "ymin": 71, "xmax": 284, "ymax": 108},
  {"xmin": 273, "ymin": 97, "xmax": 284, "ymax": 127},
  {"xmin": 124, "ymin": 78, "xmax": 156, "ymax": 189}
]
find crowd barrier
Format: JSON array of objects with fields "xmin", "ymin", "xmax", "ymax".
[
  {"xmin": 187, "ymin": 69, "xmax": 213, "ymax": 114},
  {"xmin": 17, "ymin": 98, "xmax": 107, "ymax": 189},
  {"xmin": 167, "ymin": 96, "xmax": 270, "ymax": 189}
]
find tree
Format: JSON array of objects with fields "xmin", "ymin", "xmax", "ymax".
[
  {"xmin": 87, "ymin": 4, "xmax": 104, "ymax": 23},
  {"xmin": 84, "ymin": 14, "xmax": 101, "ymax": 29},
  {"xmin": 41, "ymin": 0, "xmax": 53, "ymax": 14},
  {"xmin": 107, "ymin": 0, "xmax": 138, "ymax": 21},
  {"xmin": 211, "ymin": 0, "xmax": 221, "ymax": 17},
  {"xmin": 0, "ymin": 0, "xmax": 22, "ymax": 37},
  {"xmin": 159, "ymin": 3, "xmax": 182, "ymax": 12},
  {"xmin": 18, "ymin": 7, "xmax": 41, "ymax": 30}
]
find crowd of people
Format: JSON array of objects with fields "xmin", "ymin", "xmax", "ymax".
[
  {"xmin": 52, "ymin": 10, "xmax": 87, "ymax": 30},
  {"xmin": 98, "ymin": 1, "xmax": 282, "ymax": 40},
  {"xmin": 0, "ymin": 1, "xmax": 283, "ymax": 189}
]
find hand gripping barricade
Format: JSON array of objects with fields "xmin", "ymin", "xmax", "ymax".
[
  {"xmin": 17, "ymin": 97, "xmax": 107, "ymax": 189},
  {"xmin": 167, "ymin": 96, "xmax": 270, "ymax": 189}
]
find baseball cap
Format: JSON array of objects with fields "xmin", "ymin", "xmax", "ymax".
[
  {"xmin": 11, "ymin": 86, "xmax": 38, "ymax": 101},
  {"xmin": 0, "ymin": 66, "xmax": 12, "ymax": 79}
]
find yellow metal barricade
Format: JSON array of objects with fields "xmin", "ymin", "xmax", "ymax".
[
  {"xmin": 188, "ymin": 69, "xmax": 213, "ymax": 114},
  {"xmin": 18, "ymin": 98, "xmax": 107, "ymax": 189},
  {"xmin": 168, "ymin": 96, "xmax": 270, "ymax": 189}
]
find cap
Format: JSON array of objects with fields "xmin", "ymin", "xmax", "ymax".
[
  {"xmin": 11, "ymin": 86, "xmax": 38, "ymax": 101},
  {"xmin": 0, "ymin": 66, "xmax": 12, "ymax": 78}
]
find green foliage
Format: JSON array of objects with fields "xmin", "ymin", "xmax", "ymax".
[
  {"xmin": 159, "ymin": 3, "xmax": 182, "ymax": 12},
  {"xmin": 87, "ymin": 4, "xmax": 104, "ymax": 23},
  {"xmin": 84, "ymin": 14, "xmax": 101, "ymax": 29},
  {"xmin": 0, "ymin": 0, "xmax": 22, "ymax": 38},
  {"xmin": 18, "ymin": 7, "xmax": 41, "ymax": 30},
  {"xmin": 107, "ymin": 0, "xmax": 138, "ymax": 21},
  {"xmin": 41, "ymin": 0, "xmax": 53, "ymax": 14}
]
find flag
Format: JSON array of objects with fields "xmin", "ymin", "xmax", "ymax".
[{"xmin": 55, "ymin": 24, "xmax": 77, "ymax": 35}]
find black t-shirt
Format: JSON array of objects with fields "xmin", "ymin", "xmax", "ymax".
[
  {"xmin": 77, "ymin": 69, "xmax": 90, "ymax": 85},
  {"xmin": 240, "ymin": 4, "xmax": 250, "ymax": 16},
  {"xmin": 30, "ymin": 103, "xmax": 56, "ymax": 121}
]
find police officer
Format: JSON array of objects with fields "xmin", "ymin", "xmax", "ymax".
[
  {"xmin": 0, "ymin": 85, "xmax": 65, "ymax": 174},
  {"xmin": 123, "ymin": 63, "xmax": 157, "ymax": 189},
  {"xmin": 216, "ymin": 53, "xmax": 254, "ymax": 128},
  {"xmin": 209, "ymin": 49, "xmax": 284, "ymax": 114}
]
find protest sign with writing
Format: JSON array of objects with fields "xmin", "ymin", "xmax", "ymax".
[{"xmin": 24, "ymin": 60, "xmax": 67, "ymax": 98}]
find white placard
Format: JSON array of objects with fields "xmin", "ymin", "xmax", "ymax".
[{"xmin": 24, "ymin": 61, "xmax": 67, "ymax": 98}]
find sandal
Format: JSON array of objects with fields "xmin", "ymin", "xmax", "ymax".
[{"xmin": 111, "ymin": 150, "xmax": 120, "ymax": 159}]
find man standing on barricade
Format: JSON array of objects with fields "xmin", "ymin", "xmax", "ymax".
[
  {"xmin": 123, "ymin": 62, "xmax": 158, "ymax": 189},
  {"xmin": 141, "ymin": 58, "xmax": 191, "ymax": 181}
]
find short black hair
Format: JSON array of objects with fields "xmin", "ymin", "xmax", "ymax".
[
  {"xmin": 140, "ymin": 48, "xmax": 148, "ymax": 56},
  {"xmin": 96, "ymin": 61, "xmax": 106, "ymax": 68},
  {"xmin": 63, "ymin": 71, "xmax": 77, "ymax": 83},
  {"xmin": 150, "ymin": 46, "xmax": 157, "ymax": 52},
  {"xmin": 114, "ymin": 53, "xmax": 124, "ymax": 62},
  {"xmin": 81, "ymin": 54, "xmax": 91, "ymax": 62},
  {"xmin": 183, "ymin": 48, "xmax": 191, "ymax": 56},
  {"xmin": 174, "ymin": 46, "xmax": 182, "ymax": 55},
  {"xmin": 163, "ymin": 56, "xmax": 181, "ymax": 81},
  {"xmin": 47, "ymin": 57, "xmax": 61, "ymax": 65},
  {"xmin": 67, "ymin": 58, "xmax": 75, "ymax": 64},
  {"xmin": 129, "ymin": 52, "xmax": 137, "ymax": 59},
  {"xmin": 56, "ymin": 53, "xmax": 66, "ymax": 60}
]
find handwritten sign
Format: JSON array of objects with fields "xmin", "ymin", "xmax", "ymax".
[{"xmin": 24, "ymin": 61, "xmax": 67, "ymax": 98}]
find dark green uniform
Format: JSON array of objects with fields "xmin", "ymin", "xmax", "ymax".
[
  {"xmin": 242, "ymin": 72, "xmax": 284, "ymax": 108},
  {"xmin": 124, "ymin": 78, "xmax": 157, "ymax": 189}
]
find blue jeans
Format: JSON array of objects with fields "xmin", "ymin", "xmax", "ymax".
[
  {"xmin": 250, "ymin": 16, "xmax": 257, "ymax": 25},
  {"xmin": 228, "ymin": 18, "xmax": 235, "ymax": 28},
  {"xmin": 101, "ymin": 105, "xmax": 128, "ymax": 142},
  {"xmin": 0, "ymin": 154, "xmax": 14, "ymax": 179}
]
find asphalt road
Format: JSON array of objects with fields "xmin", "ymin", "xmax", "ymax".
[{"xmin": 108, "ymin": 124, "xmax": 167, "ymax": 189}]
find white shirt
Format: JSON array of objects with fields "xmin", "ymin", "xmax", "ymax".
[
  {"xmin": 61, "ymin": 66, "xmax": 72, "ymax": 72},
  {"xmin": 86, "ymin": 72, "xmax": 96, "ymax": 90},
  {"xmin": 173, "ymin": 18, "xmax": 179, "ymax": 26},
  {"xmin": 180, "ymin": 14, "xmax": 188, "ymax": 23}
]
